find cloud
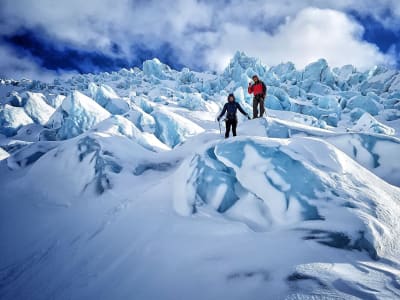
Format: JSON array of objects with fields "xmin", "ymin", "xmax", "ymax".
[
  {"xmin": 0, "ymin": 44, "xmax": 78, "ymax": 81},
  {"xmin": 0, "ymin": 0, "xmax": 399, "ymax": 79},
  {"xmin": 205, "ymin": 7, "xmax": 395, "ymax": 71}
]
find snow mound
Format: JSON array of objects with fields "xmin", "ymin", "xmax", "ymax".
[
  {"xmin": 346, "ymin": 95, "xmax": 382, "ymax": 116},
  {"xmin": 25, "ymin": 133, "xmax": 154, "ymax": 201},
  {"xmin": 88, "ymin": 83, "xmax": 130, "ymax": 114},
  {"xmin": 93, "ymin": 115, "xmax": 170, "ymax": 152},
  {"xmin": 143, "ymin": 58, "xmax": 172, "ymax": 80},
  {"xmin": 7, "ymin": 141, "xmax": 58, "ymax": 170},
  {"xmin": 123, "ymin": 104, "xmax": 156, "ymax": 133},
  {"xmin": 0, "ymin": 104, "xmax": 33, "ymax": 137},
  {"xmin": 23, "ymin": 92, "xmax": 55, "ymax": 125},
  {"xmin": 174, "ymin": 136, "xmax": 400, "ymax": 259},
  {"xmin": 47, "ymin": 91, "xmax": 111, "ymax": 140},
  {"xmin": 152, "ymin": 108, "xmax": 205, "ymax": 147},
  {"xmin": 352, "ymin": 112, "xmax": 395, "ymax": 135},
  {"xmin": 240, "ymin": 117, "xmax": 400, "ymax": 186}
]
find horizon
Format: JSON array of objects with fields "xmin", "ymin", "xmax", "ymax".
[{"xmin": 1, "ymin": 51, "xmax": 399, "ymax": 84}]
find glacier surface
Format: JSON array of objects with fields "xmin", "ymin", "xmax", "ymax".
[{"xmin": 0, "ymin": 51, "xmax": 400, "ymax": 300}]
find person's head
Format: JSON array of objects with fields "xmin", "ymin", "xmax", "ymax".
[
  {"xmin": 228, "ymin": 93, "xmax": 235, "ymax": 102},
  {"xmin": 252, "ymin": 75, "xmax": 259, "ymax": 83}
]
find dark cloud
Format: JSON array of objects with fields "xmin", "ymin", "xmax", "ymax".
[
  {"xmin": 0, "ymin": 0, "xmax": 399, "ymax": 79},
  {"xmin": 349, "ymin": 11, "xmax": 400, "ymax": 66}
]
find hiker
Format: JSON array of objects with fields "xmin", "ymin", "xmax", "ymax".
[
  {"xmin": 217, "ymin": 93, "xmax": 250, "ymax": 138},
  {"xmin": 248, "ymin": 75, "xmax": 267, "ymax": 118}
]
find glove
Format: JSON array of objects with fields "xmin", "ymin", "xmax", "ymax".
[
  {"xmin": 217, "ymin": 117, "xmax": 220, "ymax": 122},
  {"xmin": 247, "ymin": 115, "xmax": 251, "ymax": 120}
]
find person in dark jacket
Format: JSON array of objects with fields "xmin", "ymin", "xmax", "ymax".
[
  {"xmin": 248, "ymin": 75, "xmax": 267, "ymax": 118},
  {"xmin": 217, "ymin": 93, "xmax": 250, "ymax": 138}
]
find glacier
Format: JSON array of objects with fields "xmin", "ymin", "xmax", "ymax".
[{"xmin": 0, "ymin": 51, "xmax": 400, "ymax": 300}]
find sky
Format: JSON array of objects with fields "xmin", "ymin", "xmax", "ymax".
[{"xmin": 0, "ymin": 0, "xmax": 399, "ymax": 81}]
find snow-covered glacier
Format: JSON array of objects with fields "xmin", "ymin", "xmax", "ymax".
[{"xmin": 0, "ymin": 52, "xmax": 400, "ymax": 300}]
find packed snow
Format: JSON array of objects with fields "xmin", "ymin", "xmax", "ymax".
[{"xmin": 1, "ymin": 51, "xmax": 400, "ymax": 300}]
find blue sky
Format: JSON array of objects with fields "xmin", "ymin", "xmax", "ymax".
[{"xmin": 0, "ymin": 0, "xmax": 399, "ymax": 81}]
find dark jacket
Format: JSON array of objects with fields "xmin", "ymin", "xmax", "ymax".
[{"xmin": 218, "ymin": 101, "xmax": 248, "ymax": 121}]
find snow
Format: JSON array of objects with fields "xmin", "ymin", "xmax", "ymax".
[
  {"xmin": 352, "ymin": 112, "xmax": 395, "ymax": 135},
  {"xmin": 0, "ymin": 104, "xmax": 33, "ymax": 136},
  {"xmin": 0, "ymin": 147, "xmax": 9, "ymax": 160},
  {"xmin": 93, "ymin": 115, "xmax": 170, "ymax": 152},
  {"xmin": 346, "ymin": 95, "xmax": 383, "ymax": 116},
  {"xmin": 151, "ymin": 107, "xmax": 205, "ymax": 147},
  {"xmin": 88, "ymin": 83, "xmax": 130, "ymax": 114},
  {"xmin": 143, "ymin": 58, "xmax": 171, "ymax": 80},
  {"xmin": 23, "ymin": 92, "xmax": 55, "ymax": 125},
  {"xmin": 1, "ymin": 52, "xmax": 400, "ymax": 300},
  {"xmin": 47, "ymin": 91, "xmax": 111, "ymax": 140}
]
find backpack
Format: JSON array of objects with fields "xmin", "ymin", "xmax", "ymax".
[{"xmin": 261, "ymin": 81, "xmax": 267, "ymax": 95}]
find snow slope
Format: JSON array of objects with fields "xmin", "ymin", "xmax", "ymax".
[{"xmin": 1, "ymin": 52, "xmax": 400, "ymax": 299}]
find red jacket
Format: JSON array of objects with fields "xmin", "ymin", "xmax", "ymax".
[{"xmin": 248, "ymin": 81, "xmax": 266, "ymax": 98}]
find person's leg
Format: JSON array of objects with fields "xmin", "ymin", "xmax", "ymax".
[
  {"xmin": 253, "ymin": 97, "xmax": 259, "ymax": 118},
  {"xmin": 225, "ymin": 120, "xmax": 231, "ymax": 138},
  {"xmin": 232, "ymin": 120, "xmax": 238, "ymax": 136},
  {"xmin": 259, "ymin": 98, "xmax": 265, "ymax": 117}
]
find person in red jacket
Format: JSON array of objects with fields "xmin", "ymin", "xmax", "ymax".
[{"xmin": 248, "ymin": 75, "xmax": 267, "ymax": 118}]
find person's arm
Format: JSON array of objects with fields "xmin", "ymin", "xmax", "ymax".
[
  {"xmin": 248, "ymin": 83, "xmax": 253, "ymax": 94},
  {"xmin": 236, "ymin": 103, "xmax": 248, "ymax": 116},
  {"xmin": 217, "ymin": 104, "xmax": 227, "ymax": 120}
]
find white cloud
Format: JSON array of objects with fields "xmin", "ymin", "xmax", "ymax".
[
  {"xmin": 0, "ymin": 0, "xmax": 398, "ymax": 78},
  {"xmin": 0, "ymin": 44, "xmax": 77, "ymax": 81},
  {"xmin": 205, "ymin": 7, "xmax": 394, "ymax": 71}
]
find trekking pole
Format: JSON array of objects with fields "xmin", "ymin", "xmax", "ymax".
[{"xmin": 218, "ymin": 120, "xmax": 222, "ymax": 135}]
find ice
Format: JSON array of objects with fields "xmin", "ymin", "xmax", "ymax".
[
  {"xmin": 346, "ymin": 95, "xmax": 382, "ymax": 115},
  {"xmin": 47, "ymin": 91, "xmax": 111, "ymax": 140},
  {"xmin": 267, "ymin": 86, "xmax": 291, "ymax": 110},
  {"xmin": 333, "ymin": 64, "xmax": 356, "ymax": 81},
  {"xmin": 15, "ymin": 124, "xmax": 44, "ymax": 142},
  {"xmin": 242, "ymin": 115, "xmax": 400, "ymax": 186},
  {"xmin": 316, "ymin": 95, "xmax": 340, "ymax": 111},
  {"xmin": 151, "ymin": 107, "xmax": 205, "ymax": 147},
  {"xmin": 0, "ymin": 147, "xmax": 9, "ymax": 160},
  {"xmin": 178, "ymin": 92, "xmax": 208, "ymax": 111},
  {"xmin": 123, "ymin": 104, "xmax": 156, "ymax": 133},
  {"xmin": 382, "ymin": 109, "xmax": 400, "ymax": 121},
  {"xmin": 222, "ymin": 51, "xmax": 267, "ymax": 85},
  {"xmin": 47, "ymin": 94, "xmax": 66, "ymax": 108},
  {"xmin": 93, "ymin": 115, "xmax": 170, "ymax": 152},
  {"xmin": 174, "ymin": 135, "xmax": 400, "ymax": 262},
  {"xmin": 301, "ymin": 59, "xmax": 336, "ymax": 91},
  {"xmin": 143, "ymin": 58, "xmax": 171, "ymax": 80},
  {"xmin": 0, "ymin": 104, "xmax": 33, "ymax": 137},
  {"xmin": 1, "ymin": 52, "xmax": 400, "ymax": 300},
  {"xmin": 8, "ymin": 91, "xmax": 24, "ymax": 107},
  {"xmin": 7, "ymin": 141, "xmax": 58, "ymax": 170},
  {"xmin": 352, "ymin": 113, "xmax": 395, "ymax": 135},
  {"xmin": 23, "ymin": 92, "xmax": 55, "ymax": 125},
  {"xmin": 350, "ymin": 108, "xmax": 366, "ymax": 122},
  {"xmin": 88, "ymin": 83, "xmax": 130, "ymax": 114},
  {"xmin": 22, "ymin": 133, "xmax": 154, "ymax": 199}
]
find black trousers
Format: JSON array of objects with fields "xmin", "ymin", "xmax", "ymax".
[
  {"xmin": 225, "ymin": 119, "xmax": 237, "ymax": 138},
  {"xmin": 253, "ymin": 95, "xmax": 265, "ymax": 118}
]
